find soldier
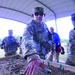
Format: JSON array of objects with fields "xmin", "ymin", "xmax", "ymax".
[
  {"xmin": 19, "ymin": 37, "xmax": 22, "ymax": 54},
  {"xmin": 0, "ymin": 30, "xmax": 19, "ymax": 56},
  {"xmin": 21, "ymin": 7, "xmax": 55, "ymax": 75},
  {"xmin": 65, "ymin": 13, "xmax": 75, "ymax": 66}
]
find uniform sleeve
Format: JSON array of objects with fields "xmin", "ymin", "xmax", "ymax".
[
  {"xmin": 69, "ymin": 30, "xmax": 73, "ymax": 43},
  {"xmin": 0, "ymin": 38, "xmax": 6, "ymax": 49},
  {"xmin": 1, "ymin": 38, "xmax": 5, "ymax": 45},
  {"xmin": 21, "ymin": 25, "xmax": 40, "ymax": 63}
]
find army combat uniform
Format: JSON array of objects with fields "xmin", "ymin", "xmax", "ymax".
[
  {"xmin": 1, "ymin": 36, "xmax": 19, "ymax": 56},
  {"xmin": 65, "ymin": 29, "xmax": 75, "ymax": 66},
  {"xmin": 19, "ymin": 37, "xmax": 22, "ymax": 54},
  {"xmin": 21, "ymin": 20, "xmax": 54, "ymax": 63}
]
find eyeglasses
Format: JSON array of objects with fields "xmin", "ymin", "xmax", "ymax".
[{"xmin": 34, "ymin": 12, "xmax": 44, "ymax": 16}]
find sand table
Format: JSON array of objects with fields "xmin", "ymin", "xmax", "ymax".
[{"xmin": 0, "ymin": 55, "xmax": 75, "ymax": 75}]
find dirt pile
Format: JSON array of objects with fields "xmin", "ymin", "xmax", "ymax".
[{"xmin": 0, "ymin": 56, "xmax": 75, "ymax": 75}]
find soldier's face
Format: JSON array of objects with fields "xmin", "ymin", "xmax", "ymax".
[
  {"xmin": 32, "ymin": 12, "xmax": 45, "ymax": 23},
  {"xmin": 9, "ymin": 32, "xmax": 13, "ymax": 36}
]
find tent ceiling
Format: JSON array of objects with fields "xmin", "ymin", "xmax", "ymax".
[{"xmin": 0, "ymin": 0, "xmax": 75, "ymax": 24}]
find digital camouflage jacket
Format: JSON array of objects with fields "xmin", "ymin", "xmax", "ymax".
[
  {"xmin": 69, "ymin": 29, "xmax": 75, "ymax": 55},
  {"xmin": 21, "ymin": 20, "xmax": 55, "ymax": 63},
  {"xmin": 1, "ymin": 36, "xmax": 19, "ymax": 53}
]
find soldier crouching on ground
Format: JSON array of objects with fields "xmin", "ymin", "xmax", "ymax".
[
  {"xmin": 0, "ymin": 30, "xmax": 19, "ymax": 56},
  {"xmin": 21, "ymin": 7, "xmax": 55, "ymax": 75}
]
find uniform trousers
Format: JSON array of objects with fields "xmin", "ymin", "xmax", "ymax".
[{"xmin": 46, "ymin": 51, "xmax": 59, "ymax": 63}]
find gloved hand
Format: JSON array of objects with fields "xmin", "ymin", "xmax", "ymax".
[{"xmin": 23, "ymin": 60, "xmax": 50, "ymax": 75}]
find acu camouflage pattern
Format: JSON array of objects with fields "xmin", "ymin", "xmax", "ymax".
[
  {"xmin": 19, "ymin": 38, "xmax": 22, "ymax": 54},
  {"xmin": 65, "ymin": 29, "xmax": 75, "ymax": 66},
  {"xmin": 1, "ymin": 36, "xmax": 18, "ymax": 54},
  {"xmin": 21, "ymin": 20, "xmax": 54, "ymax": 63}
]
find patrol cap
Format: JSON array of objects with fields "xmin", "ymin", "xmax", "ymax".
[
  {"xmin": 33, "ymin": 7, "xmax": 44, "ymax": 14},
  {"xmin": 71, "ymin": 13, "xmax": 75, "ymax": 21},
  {"xmin": 8, "ymin": 30, "xmax": 13, "ymax": 33}
]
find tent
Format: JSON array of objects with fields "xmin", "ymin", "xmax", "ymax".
[{"xmin": 0, "ymin": 0, "xmax": 75, "ymax": 32}]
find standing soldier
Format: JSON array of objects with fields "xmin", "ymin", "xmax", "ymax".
[
  {"xmin": 19, "ymin": 37, "xmax": 22, "ymax": 54},
  {"xmin": 65, "ymin": 13, "xmax": 75, "ymax": 66},
  {"xmin": 0, "ymin": 30, "xmax": 19, "ymax": 56},
  {"xmin": 21, "ymin": 7, "xmax": 55, "ymax": 75}
]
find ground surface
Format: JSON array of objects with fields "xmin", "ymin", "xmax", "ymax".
[{"xmin": 0, "ymin": 56, "xmax": 75, "ymax": 75}]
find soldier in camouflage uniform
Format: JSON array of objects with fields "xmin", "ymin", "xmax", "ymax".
[
  {"xmin": 0, "ymin": 30, "xmax": 19, "ymax": 56},
  {"xmin": 65, "ymin": 13, "xmax": 75, "ymax": 66},
  {"xmin": 19, "ymin": 37, "xmax": 22, "ymax": 54},
  {"xmin": 21, "ymin": 7, "xmax": 55, "ymax": 75}
]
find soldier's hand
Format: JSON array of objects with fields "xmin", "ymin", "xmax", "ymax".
[{"xmin": 23, "ymin": 60, "xmax": 49, "ymax": 75}]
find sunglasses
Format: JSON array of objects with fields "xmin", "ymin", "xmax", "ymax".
[{"xmin": 34, "ymin": 12, "xmax": 44, "ymax": 16}]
